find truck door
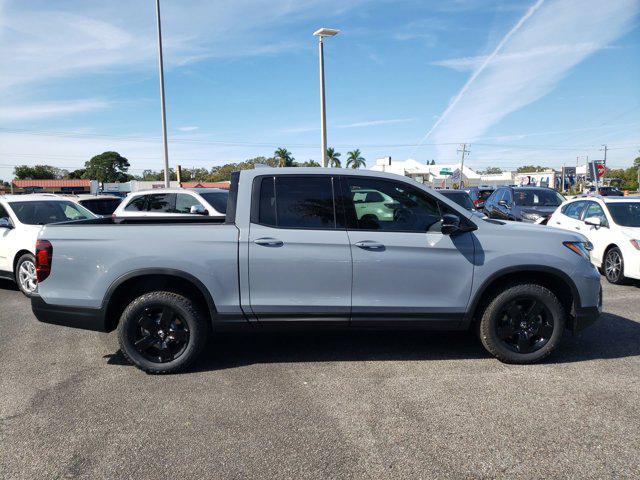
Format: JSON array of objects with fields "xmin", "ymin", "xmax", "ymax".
[
  {"xmin": 248, "ymin": 175, "xmax": 351, "ymax": 323},
  {"xmin": 340, "ymin": 176, "xmax": 475, "ymax": 326}
]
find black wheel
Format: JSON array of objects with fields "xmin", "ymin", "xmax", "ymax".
[
  {"xmin": 15, "ymin": 253, "xmax": 38, "ymax": 297},
  {"xmin": 604, "ymin": 247, "xmax": 626, "ymax": 285},
  {"xmin": 118, "ymin": 291, "xmax": 209, "ymax": 374},
  {"xmin": 478, "ymin": 283, "xmax": 565, "ymax": 364}
]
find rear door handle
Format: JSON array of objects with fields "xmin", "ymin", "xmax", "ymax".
[
  {"xmin": 354, "ymin": 240, "xmax": 384, "ymax": 250},
  {"xmin": 254, "ymin": 237, "xmax": 283, "ymax": 247}
]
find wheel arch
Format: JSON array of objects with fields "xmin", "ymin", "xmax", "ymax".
[
  {"xmin": 102, "ymin": 268, "xmax": 216, "ymax": 332},
  {"xmin": 466, "ymin": 265, "xmax": 580, "ymax": 329}
]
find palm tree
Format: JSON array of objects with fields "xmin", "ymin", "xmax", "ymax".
[
  {"xmin": 327, "ymin": 147, "xmax": 341, "ymax": 168},
  {"xmin": 346, "ymin": 149, "xmax": 366, "ymax": 169},
  {"xmin": 274, "ymin": 147, "xmax": 295, "ymax": 167}
]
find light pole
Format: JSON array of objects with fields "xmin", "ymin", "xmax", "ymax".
[
  {"xmin": 155, "ymin": 0, "xmax": 170, "ymax": 187},
  {"xmin": 313, "ymin": 28, "xmax": 340, "ymax": 168}
]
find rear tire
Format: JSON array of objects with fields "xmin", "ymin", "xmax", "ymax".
[
  {"xmin": 478, "ymin": 283, "xmax": 565, "ymax": 364},
  {"xmin": 15, "ymin": 253, "xmax": 38, "ymax": 297},
  {"xmin": 603, "ymin": 247, "xmax": 626, "ymax": 285},
  {"xmin": 118, "ymin": 291, "xmax": 209, "ymax": 374}
]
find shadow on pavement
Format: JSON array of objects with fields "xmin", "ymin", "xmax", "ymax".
[
  {"xmin": 0, "ymin": 278, "xmax": 19, "ymax": 292},
  {"xmin": 104, "ymin": 310, "xmax": 640, "ymax": 373}
]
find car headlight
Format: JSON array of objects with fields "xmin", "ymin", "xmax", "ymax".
[
  {"xmin": 631, "ymin": 239, "xmax": 640, "ymax": 251},
  {"xmin": 563, "ymin": 241, "xmax": 593, "ymax": 260},
  {"xmin": 522, "ymin": 212, "xmax": 542, "ymax": 221}
]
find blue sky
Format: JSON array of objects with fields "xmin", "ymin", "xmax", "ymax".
[{"xmin": 0, "ymin": 0, "xmax": 639, "ymax": 180}]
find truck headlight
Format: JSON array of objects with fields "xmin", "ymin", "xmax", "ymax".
[{"xmin": 563, "ymin": 241, "xmax": 592, "ymax": 261}]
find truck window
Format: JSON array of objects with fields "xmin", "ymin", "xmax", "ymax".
[
  {"xmin": 342, "ymin": 177, "xmax": 442, "ymax": 232},
  {"xmin": 257, "ymin": 176, "xmax": 336, "ymax": 229}
]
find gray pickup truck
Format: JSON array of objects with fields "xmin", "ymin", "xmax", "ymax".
[{"xmin": 32, "ymin": 168, "xmax": 601, "ymax": 373}]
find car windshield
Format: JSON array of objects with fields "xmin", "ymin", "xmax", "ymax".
[
  {"xmin": 441, "ymin": 191, "xmax": 474, "ymax": 211},
  {"xmin": 79, "ymin": 198, "xmax": 121, "ymax": 215},
  {"xmin": 199, "ymin": 192, "xmax": 228, "ymax": 214},
  {"xmin": 9, "ymin": 200, "xmax": 95, "ymax": 225},
  {"xmin": 513, "ymin": 189, "xmax": 564, "ymax": 207},
  {"xmin": 607, "ymin": 202, "xmax": 640, "ymax": 227}
]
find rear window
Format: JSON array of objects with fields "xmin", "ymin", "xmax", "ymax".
[
  {"xmin": 9, "ymin": 201, "xmax": 94, "ymax": 225},
  {"xmin": 79, "ymin": 198, "xmax": 121, "ymax": 215},
  {"xmin": 607, "ymin": 202, "xmax": 640, "ymax": 227},
  {"xmin": 199, "ymin": 192, "xmax": 228, "ymax": 214}
]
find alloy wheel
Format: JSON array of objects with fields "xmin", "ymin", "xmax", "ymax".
[
  {"xmin": 18, "ymin": 260, "xmax": 37, "ymax": 293},
  {"xmin": 495, "ymin": 297, "xmax": 554, "ymax": 354},
  {"xmin": 605, "ymin": 250, "xmax": 622, "ymax": 282},
  {"xmin": 134, "ymin": 306, "xmax": 190, "ymax": 363}
]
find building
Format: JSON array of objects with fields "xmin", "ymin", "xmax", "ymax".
[
  {"xmin": 102, "ymin": 180, "xmax": 231, "ymax": 195},
  {"xmin": 370, "ymin": 157, "xmax": 482, "ymax": 188},
  {"xmin": 10, "ymin": 179, "xmax": 98, "ymax": 194}
]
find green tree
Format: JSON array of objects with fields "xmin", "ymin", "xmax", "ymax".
[
  {"xmin": 483, "ymin": 167, "xmax": 503, "ymax": 175},
  {"xmin": 13, "ymin": 165, "xmax": 66, "ymax": 180},
  {"xmin": 327, "ymin": 147, "xmax": 341, "ymax": 167},
  {"xmin": 299, "ymin": 159, "xmax": 321, "ymax": 167},
  {"xmin": 430, "ymin": 160, "xmax": 436, "ymax": 165},
  {"xmin": 346, "ymin": 149, "xmax": 366, "ymax": 169},
  {"xmin": 274, "ymin": 148, "xmax": 295, "ymax": 167},
  {"xmin": 517, "ymin": 165, "xmax": 546, "ymax": 173},
  {"xmin": 83, "ymin": 152, "xmax": 132, "ymax": 182},
  {"xmin": 68, "ymin": 168, "xmax": 86, "ymax": 179}
]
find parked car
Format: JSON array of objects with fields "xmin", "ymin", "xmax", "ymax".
[
  {"xmin": 548, "ymin": 196, "xmax": 640, "ymax": 284},
  {"xmin": 113, "ymin": 188, "xmax": 228, "ymax": 218},
  {"xmin": 587, "ymin": 185, "xmax": 624, "ymax": 197},
  {"xmin": 33, "ymin": 169, "xmax": 601, "ymax": 373},
  {"xmin": 438, "ymin": 189, "xmax": 485, "ymax": 218},
  {"xmin": 484, "ymin": 186, "xmax": 565, "ymax": 224},
  {"xmin": 67, "ymin": 194, "xmax": 122, "ymax": 216},
  {"xmin": 464, "ymin": 186, "xmax": 495, "ymax": 210},
  {"xmin": 0, "ymin": 194, "xmax": 96, "ymax": 296}
]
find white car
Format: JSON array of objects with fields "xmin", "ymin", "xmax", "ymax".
[
  {"xmin": 0, "ymin": 194, "xmax": 96, "ymax": 296},
  {"xmin": 113, "ymin": 188, "xmax": 228, "ymax": 218},
  {"xmin": 548, "ymin": 196, "xmax": 640, "ymax": 284}
]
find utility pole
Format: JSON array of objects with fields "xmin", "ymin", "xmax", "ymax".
[
  {"xmin": 600, "ymin": 144, "xmax": 608, "ymax": 167},
  {"xmin": 456, "ymin": 143, "xmax": 470, "ymax": 189},
  {"xmin": 313, "ymin": 28, "xmax": 339, "ymax": 167},
  {"xmin": 155, "ymin": 0, "xmax": 171, "ymax": 187}
]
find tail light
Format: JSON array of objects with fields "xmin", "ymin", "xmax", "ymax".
[{"xmin": 35, "ymin": 240, "xmax": 53, "ymax": 282}]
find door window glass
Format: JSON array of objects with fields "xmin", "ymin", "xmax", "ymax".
[
  {"xmin": 343, "ymin": 177, "xmax": 442, "ymax": 232},
  {"xmin": 146, "ymin": 194, "xmax": 176, "ymax": 213},
  {"xmin": 257, "ymin": 176, "xmax": 336, "ymax": 229},
  {"xmin": 124, "ymin": 196, "xmax": 147, "ymax": 212},
  {"xmin": 561, "ymin": 201, "xmax": 586, "ymax": 219},
  {"xmin": 175, "ymin": 194, "xmax": 202, "ymax": 214},
  {"xmin": 584, "ymin": 202, "xmax": 608, "ymax": 227}
]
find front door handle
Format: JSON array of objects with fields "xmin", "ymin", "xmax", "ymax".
[
  {"xmin": 354, "ymin": 240, "xmax": 385, "ymax": 250},
  {"xmin": 254, "ymin": 237, "xmax": 284, "ymax": 247}
]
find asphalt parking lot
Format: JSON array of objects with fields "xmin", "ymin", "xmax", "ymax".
[{"xmin": 1, "ymin": 279, "xmax": 639, "ymax": 479}]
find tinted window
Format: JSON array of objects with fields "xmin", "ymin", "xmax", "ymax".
[
  {"xmin": 257, "ymin": 176, "xmax": 336, "ymax": 229},
  {"xmin": 478, "ymin": 189, "xmax": 494, "ymax": 200},
  {"xmin": 8, "ymin": 201, "xmax": 94, "ymax": 225},
  {"xmin": 344, "ymin": 177, "xmax": 442, "ymax": 232},
  {"xmin": 124, "ymin": 196, "xmax": 147, "ymax": 212},
  {"xmin": 79, "ymin": 198, "xmax": 121, "ymax": 215},
  {"xmin": 199, "ymin": 192, "xmax": 228, "ymax": 214},
  {"xmin": 174, "ymin": 194, "xmax": 201, "ymax": 214},
  {"xmin": 513, "ymin": 189, "xmax": 564, "ymax": 207},
  {"xmin": 561, "ymin": 201, "xmax": 586, "ymax": 219},
  {"xmin": 583, "ymin": 202, "xmax": 608, "ymax": 227},
  {"xmin": 0, "ymin": 204, "xmax": 9, "ymax": 219},
  {"xmin": 607, "ymin": 202, "xmax": 640, "ymax": 227},
  {"xmin": 146, "ymin": 194, "xmax": 175, "ymax": 212},
  {"xmin": 440, "ymin": 191, "xmax": 474, "ymax": 211}
]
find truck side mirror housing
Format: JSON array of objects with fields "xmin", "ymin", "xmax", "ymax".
[
  {"xmin": 498, "ymin": 200, "xmax": 510, "ymax": 208},
  {"xmin": 190, "ymin": 205, "xmax": 208, "ymax": 215}
]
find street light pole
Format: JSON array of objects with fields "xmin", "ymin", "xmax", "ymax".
[
  {"xmin": 313, "ymin": 28, "xmax": 339, "ymax": 168},
  {"xmin": 155, "ymin": 0, "xmax": 170, "ymax": 187}
]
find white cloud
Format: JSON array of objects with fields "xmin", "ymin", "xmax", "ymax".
[
  {"xmin": 177, "ymin": 126, "xmax": 199, "ymax": 132},
  {"xmin": 416, "ymin": 0, "xmax": 640, "ymax": 159},
  {"xmin": 0, "ymin": 99, "xmax": 109, "ymax": 121}
]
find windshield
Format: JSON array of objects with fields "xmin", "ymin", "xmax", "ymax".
[
  {"xmin": 607, "ymin": 202, "xmax": 640, "ymax": 227},
  {"xmin": 442, "ymin": 191, "xmax": 474, "ymax": 211},
  {"xmin": 199, "ymin": 192, "xmax": 228, "ymax": 214},
  {"xmin": 9, "ymin": 200, "xmax": 95, "ymax": 225},
  {"xmin": 79, "ymin": 198, "xmax": 121, "ymax": 215},
  {"xmin": 513, "ymin": 189, "xmax": 564, "ymax": 207}
]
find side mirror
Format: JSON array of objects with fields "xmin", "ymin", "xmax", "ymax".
[
  {"xmin": 190, "ymin": 205, "xmax": 208, "ymax": 215},
  {"xmin": 584, "ymin": 216, "xmax": 601, "ymax": 227},
  {"xmin": 498, "ymin": 200, "xmax": 510, "ymax": 208},
  {"xmin": 0, "ymin": 217, "xmax": 12, "ymax": 229},
  {"xmin": 441, "ymin": 213, "xmax": 461, "ymax": 235}
]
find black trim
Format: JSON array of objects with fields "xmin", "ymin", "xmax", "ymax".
[
  {"xmin": 465, "ymin": 265, "xmax": 584, "ymax": 325},
  {"xmin": 224, "ymin": 171, "xmax": 240, "ymax": 225},
  {"xmin": 0, "ymin": 269, "xmax": 15, "ymax": 281},
  {"xmin": 31, "ymin": 295, "xmax": 107, "ymax": 332}
]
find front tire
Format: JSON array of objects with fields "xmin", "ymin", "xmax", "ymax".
[
  {"xmin": 15, "ymin": 253, "xmax": 38, "ymax": 297},
  {"xmin": 604, "ymin": 247, "xmax": 626, "ymax": 285},
  {"xmin": 478, "ymin": 283, "xmax": 565, "ymax": 364},
  {"xmin": 118, "ymin": 291, "xmax": 209, "ymax": 374}
]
